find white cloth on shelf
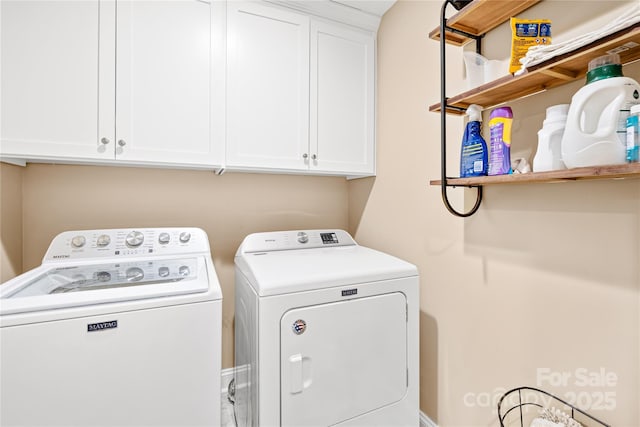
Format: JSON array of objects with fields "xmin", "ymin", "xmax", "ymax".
[
  {"xmin": 530, "ymin": 418, "xmax": 565, "ymax": 427},
  {"xmin": 515, "ymin": 4, "xmax": 640, "ymax": 76}
]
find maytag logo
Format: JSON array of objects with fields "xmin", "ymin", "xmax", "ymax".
[
  {"xmin": 87, "ymin": 320, "xmax": 118, "ymax": 332},
  {"xmin": 341, "ymin": 288, "xmax": 357, "ymax": 297},
  {"xmin": 52, "ymin": 254, "xmax": 70, "ymax": 259}
]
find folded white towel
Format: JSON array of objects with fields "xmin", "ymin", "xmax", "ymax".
[
  {"xmin": 530, "ymin": 418, "xmax": 565, "ymax": 427},
  {"xmin": 515, "ymin": 4, "xmax": 640, "ymax": 75}
]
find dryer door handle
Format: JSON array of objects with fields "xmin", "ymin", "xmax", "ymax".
[{"xmin": 289, "ymin": 354, "xmax": 303, "ymax": 394}]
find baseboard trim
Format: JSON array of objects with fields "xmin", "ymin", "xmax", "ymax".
[
  {"xmin": 420, "ymin": 411, "xmax": 438, "ymax": 427},
  {"xmin": 223, "ymin": 367, "xmax": 437, "ymax": 427}
]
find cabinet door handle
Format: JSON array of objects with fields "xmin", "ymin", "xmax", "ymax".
[
  {"xmin": 311, "ymin": 154, "xmax": 317, "ymax": 160},
  {"xmin": 100, "ymin": 137, "xmax": 110, "ymax": 145},
  {"xmin": 302, "ymin": 153, "xmax": 308, "ymax": 159},
  {"xmin": 117, "ymin": 139, "xmax": 127, "ymax": 147}
]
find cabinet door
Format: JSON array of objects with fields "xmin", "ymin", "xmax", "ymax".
[
  {"xmin": 114, "ymin": 0, "xmax": 222, "ymax": 167},
  {"xmin": 0, "ymin": 0, "xmax": 115, "ymax": 161},
  {"xmin": 310, "ymin": 21, "xmax": 375, "ymax": 175},
  {"xmin": 226, "ymin": 2, "xmax": 309, "ymax": 170}
]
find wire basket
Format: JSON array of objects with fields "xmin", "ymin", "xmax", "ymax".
[{"xmin": 497, "ymin": 387, "xmax": 610, "ymax": 427}]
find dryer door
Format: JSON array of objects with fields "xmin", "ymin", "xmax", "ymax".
[{"xmin": 280, "ymin": 292, "xmax": 407, "ymax": 426}]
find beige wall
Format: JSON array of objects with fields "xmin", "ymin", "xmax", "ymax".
[
  {"xmin": 350, "ymin": 0, "xmax": 639, "ymax": 426},
  {"xmin": 5, "ymin": 164, "xmax": 349, "ymax": 368},
  {"xmin": 0, "ymin": 163, "xmax": 23, "ymax": 282}
]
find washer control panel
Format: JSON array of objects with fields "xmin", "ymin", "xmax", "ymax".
[
  {"xmin": 43, "ymin": 228, "xmax": 209, "ymax": 262},
  {"xmin": 240, "ymin": 229, "xmax": 356, "ymax": 254},
  {"xmin": 10, "ymin": 258, "xmax": 199, "ymax": 298}
]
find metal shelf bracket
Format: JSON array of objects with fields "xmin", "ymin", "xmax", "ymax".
[{"xmin": 438, "ymin": 0, "xmax": 483, "ymax": 217}]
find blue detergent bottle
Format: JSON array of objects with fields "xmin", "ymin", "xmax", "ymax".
[{"xmin": 460, "ymin": 104, "xmax": 488, "ymax": 177}]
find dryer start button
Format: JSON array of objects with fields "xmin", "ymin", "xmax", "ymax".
[{"xmin": 297, "ymin": 232, "xmax": 308, "ymax": 244}]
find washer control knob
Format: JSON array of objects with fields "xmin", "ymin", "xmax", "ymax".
[
  {"xmin": 96, "ymin": 271, "xmax": 111, "ymax": 282},
  {"xmin": 158, "ymin": 266, "xmax": 170, "ymax": 278},
  {"xmin": 96, "ymin": 234, "xmax": 111, "ymax": 247},
  {"xmin": 125, "ymin": 231, "xmax": 144, "ymax": 247},
  {"xmin": 179, "ymin": 265, "xmax": 190, "ymax": 276},
  {"xmin": 158, "ymin": 232, "xmax": 171, "ymax": 245},
  {"xmin": 179, "ymin": 232, "xmax": 191, "ymax": 243},
  {"xmin": 71, "ymin": 235, "xmax": 86, "ymax": 248},
  {"xmin": 297, "ymin": 232, "xmax": 309, "ymax": 244},
  {"xmin": 126, "ymin": 267, "xmax": 144, "ymax": 282}
]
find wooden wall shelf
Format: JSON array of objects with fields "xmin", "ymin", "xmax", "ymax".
[
  {"xmin": 431, "ymin": 0, "xmax": 640, "ymax": 216},
  {"xmin": 429, "ymin": 0, "xmax": 541, "ymax": 46},
  {"xmin": 430, "ymin": 163, "xmax": 640, "ymax": 186},
  {"xmin": 430, "ymin": 23, "xmax": 640, "ymax": 115}
]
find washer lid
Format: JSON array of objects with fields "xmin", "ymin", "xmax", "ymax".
[
  {"xmin": 235, "ymin": 244, "xmax": 417, "ymax": 297},
  {"xmin": 0, "ymin": 256, "xmax": 211, "ymax": 315}
]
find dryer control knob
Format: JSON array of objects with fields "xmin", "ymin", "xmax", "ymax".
[
  {"xmin": 179, "ymin": 232, "xmax": 191, "ymax": 243},
  {"xmin": 297, "ymin": 232, "xmax": 308, "ymax": 244},
  {"xmin": 71, "ymin": 235, "xmax": 86, "ymax": 248},
  {"xmin": 158, "ymin": 232, "xmax": 171, "ymax": 245},
  {"xmin": 96, "ymin": 234, "xmax": 111, "ymax": 247},
  {"xmin": 158, "ymin": 266, "xmax": 170, "ymax": 277},
  {"xmin": 126, "ymin": 231, "xmax": 144, "ymax": 247}
]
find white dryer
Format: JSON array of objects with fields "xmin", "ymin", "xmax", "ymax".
[
  {"xmin": 0, "ymin": 227, "xmax": 222, "ymax": 427},
  {"xmin": 234, "ymin": 229, "xmax": 419, "ymax": 427}
]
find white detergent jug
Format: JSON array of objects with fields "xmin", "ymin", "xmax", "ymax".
[
  {"xmin": 534, "ymin": 104, "xmax": 569, "ymax": 172},
  {"xmin": 561, "ymin": 54, "xmax": 640, "ymax": 169}
]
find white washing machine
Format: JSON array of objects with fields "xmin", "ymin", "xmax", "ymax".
[
  {"xmin": 0, "ymin": 227, "xmax": 222, "ymax": 427},
  {"xmin": 234, "ymin": 229, "xmax": 419, "ymax": 427}
]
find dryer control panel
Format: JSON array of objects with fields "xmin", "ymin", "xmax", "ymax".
[
  {"xmin": 239, "ymin": 230, "xmax": 356, "ymax": 254},
  {"xmin": 43, "ymin": 227, "xmax": 210, "ymax": 262}
]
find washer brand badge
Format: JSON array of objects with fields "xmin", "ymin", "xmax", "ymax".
[
  {"xmin": 341, "ymin": 288, "xmax": 357, "ymax": 297},
  {"xmin": 87, "ymin": 320, "xmax": 118, "ymax": 332},
  {"xmin": 292, "ymin": 319, "xmax": 306, "ymax": 335},
  {"xmin": 52, "ymin": 254, "xmax": 70, "ymax": 259}
]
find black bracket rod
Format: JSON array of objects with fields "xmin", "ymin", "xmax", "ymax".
[
  {"xmin": 439, "ymin": 0, "xmax": 483, "ymax": 217},
  {"xmin": 441, "ymin": 25, "xmax": 484, "ymax": 54},
  {"xmin": 441, "ymin": 12, "xmax": 483, "ymax": 54},
  {"xmin": 444, "ymin": 104, "xmax": 468, "ymax": 114}
]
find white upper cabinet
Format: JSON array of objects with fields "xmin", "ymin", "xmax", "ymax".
[
  {"xmin": 0, "ymin": 0, "xmax": 112, "ymax": 161},
  {"xmin": 114, "ymin": 0, "xmax": 223, "ymax": 166},
  {"xmin": 1, "ymin": 0, "xmax": 380, "ymax": 175},
  {"xmin": 0, "ymin": 0, "xmax": 224, "ymax": 168},
  {"xmin": 310, "ymin": 21, "xmax": 375, "ymax": 175},
  {"xmin": 226, "ymin": 1, "xmax": 310, "ymax": 171},
  {"xmin": 226, "ymin": 1, "xmax": 376, "ymax": 176}
]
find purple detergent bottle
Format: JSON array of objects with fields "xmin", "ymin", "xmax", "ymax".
[{"xmin": 488, "ymin": 106, "xmax": 513, "ymax": 175}]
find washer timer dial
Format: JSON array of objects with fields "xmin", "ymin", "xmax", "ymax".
[
  {"xmin": 96, "ymin": 234, "xmax": 111, "ymax": 247},
  {"xmin": 71, "ymin": 235, "xmax": 86, "ymax": 248},
  {"xmin": 125, "ymin": 231, "xmax": 145, "ymax": 248}
]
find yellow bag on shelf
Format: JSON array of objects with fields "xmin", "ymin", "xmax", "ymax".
[{"xmin": 510, "ymin": 18, "xmax": 552, "ymax": 73}]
